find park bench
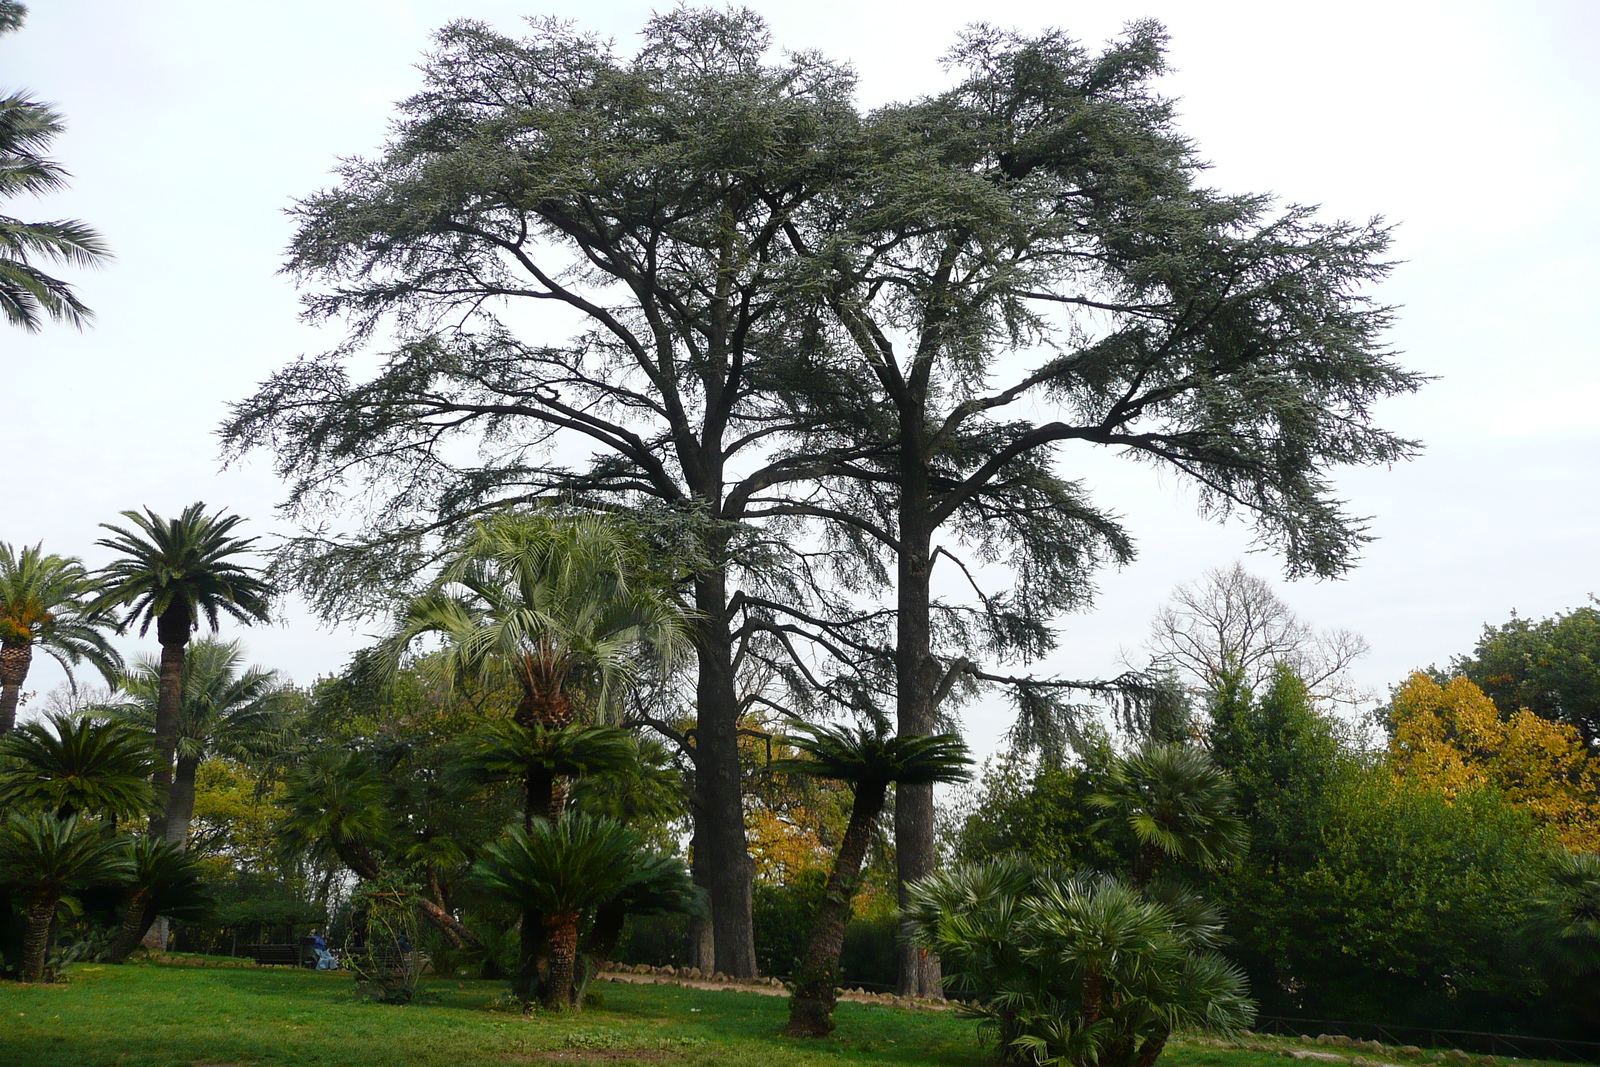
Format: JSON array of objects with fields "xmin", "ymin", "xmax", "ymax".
[{"xmin": 240, "ymin": 944, "xmax": 305, "ymax": 967}]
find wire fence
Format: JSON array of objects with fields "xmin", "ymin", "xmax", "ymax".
[{"xmin": 1253, "ymin": 1016, "xmax": 1600, "ymax": 1065}]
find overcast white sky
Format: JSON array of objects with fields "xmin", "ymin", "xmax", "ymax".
[{"xmin": 3, "ymin": 0, "xmax": 1596, "ymax": 752}]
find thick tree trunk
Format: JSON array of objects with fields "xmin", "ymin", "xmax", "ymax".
[
  {"xmin": 786, "ymin": 785, "xmax": 886, "ymax": 1037},
  {"xmin": 0, "ymin": 640, "xmax": 32, "ymax": 734},
  {"xmin": 20, "ymin": 897, "xmax": 56, "ymax": 981},
  {"xmin": 149, "ymin": 620, "xmax": 190, "ymax": 841},
  {"xmin": 895, "ymin": 497, "xmax": 943, "ymax": 998},
  {"xmin": 103, "ymin": 890, "xmax": 154, "ymax": 964},
  {"xmin": 694, "ymin": 569, "xmax": 758, "ymax": 978},
  {"xmin": 686, "ymin": 818, "xmax": 716, "ymax": 972},
  {"xmin": 542, "ymin": 912, "xmax": 581, "ymax": 1011},
  {"xmin": 414, "ymin": 895, "xmax": 478, "ymax": 950},
  {"xmin": 515, "ymin": 904, "xmax": 545, "ymax": 1005},
  {"xmin": 164, "ymin": 754, "xmax": 200, "ymax": 846}
]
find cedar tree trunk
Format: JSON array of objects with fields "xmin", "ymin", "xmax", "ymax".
[
  {"xmin": 693, "ymin": 566, "xmax": 758, "ymax": 978},
  {"xmin": 894, "ymin": 463, "xmax": 943, "ymax": 998}
]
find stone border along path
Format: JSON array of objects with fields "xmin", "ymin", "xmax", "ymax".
[{"xmin": 597, "ymin": 966, "xmax": 951, "ymax": 1010}]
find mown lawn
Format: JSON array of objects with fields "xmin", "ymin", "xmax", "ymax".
[{"xmin": 0, "ymin": 962, "xmax": 1573, "ymax": 1067}]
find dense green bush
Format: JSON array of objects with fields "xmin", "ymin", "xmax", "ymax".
[{"xmin": 906, "ymin": 857, "xmax": 1254, "ymax": 1066}]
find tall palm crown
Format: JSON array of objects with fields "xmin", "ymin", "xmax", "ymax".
[
  {"xmin": 0, "ymin": 712, "xmax": 155, "ymax": 820},
  {"xmin": 93, "ymin": 503, "xmax": 272, "ymax": 840},
  {"xmin": 776, "ymin": 722, "xmax": 974, "ymax": 794},
  {"xmin": 0, "ymin": 542, "xmax": 122, "ymax": 732},
  {"xmin": 93, "ymin": 504, "xmax": 272, "ymax": 644},
  {"xmin": 0, "ymin": 4, "xmax": 111, "ymax": 331},
  {"xmin": 389, "ymin": 513, "xmax": 689, "ymax": 729}
]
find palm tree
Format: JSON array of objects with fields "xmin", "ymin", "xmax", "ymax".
[
  {"xmin": 0, "ymin": 712, "xmax": 154, "ymax": 820},
  {"xmin": 93, "ymin": 504, "xmax": 273, "ymax": 840},
  {"xmin": 774, "ymin": 722, "xmax": 972, "ymax": 1037},
  {"xmin": 387, "ymin": 512, "xmax": 690, "ymax": 738},
  {"xmin": 277, "ymin": 748, "xmax": 481, "ymax": 949},
  {"xmin": 0, "ymin": 5, "xmax": 111, "ymax": 331},
  {"xmin": 101, "ymin": 836, "xmax": 212, "ymax": 964},
  {"xmin": 0, "ymin": 542, "xmax": 122, "ymax": 733},
  {"xmin": 904, "ymin": 859, "xmax": 1254, "ymax": 1067},
  {"xmin": 0, "ymin": 812, "xmax": 131, "ymax": 980},
  {"xmin": 1524, "ymin": 851, "xmax": 1600, "ymax": 980},
  {"xmin": 1090, "ymin": 743, "xmax": 1249, "ymax": 886},
  {"xmin": 105, "ymin": 638, "xmax": 286, "ymax": 847},
  {"xmin": 473, "ymin": 813, "xmax": 650, "ymax": 1011}
]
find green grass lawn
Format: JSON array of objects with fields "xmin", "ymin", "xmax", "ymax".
[{"xmin": 0, "ymin": 962, "xmax": 1577, "ymax": 1067}]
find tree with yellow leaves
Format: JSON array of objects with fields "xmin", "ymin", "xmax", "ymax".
[{"xmin": 1388, "ymin": 672, "xmax": 1600, "ymax": 851}]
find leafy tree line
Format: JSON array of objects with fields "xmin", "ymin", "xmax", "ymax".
[{"xmin": 952, "ymin": 585, "xmax": 1600, "ymax": 1040}]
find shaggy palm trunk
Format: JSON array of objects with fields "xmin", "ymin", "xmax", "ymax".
[
  {"xmin": 0, "ymin": 640, "xmax": 32, "ymax": 734},
  {"xmin": 542, "ymin": 911, "xmax": 582, "ymax": 1011},
  {"xmin": 20, "ymin": 897, "xmax": 57, "ymax": 981},
  {"xmin": 150, "ymin": 608, "xmax": 192, "ymax": 841},
  {"xmin": 104, "ymin": 889, "xmax": 154, "ymax": 964},
  {"xmin": 786, "ymin": 781, "xmax": 887, "ymax": 1038},
  {"xmin": 1134, "ymin": 1025, "xmax": 1172, "ymax": 1067}
]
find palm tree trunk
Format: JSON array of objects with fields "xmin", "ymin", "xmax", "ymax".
[
  {"xmin": 0, "ymin": 640, "xmax": 33, "ymax": 734},
  {"xmin": 542, "ymin": 911, "xmax": 581, "ymax": 1011},
  {"xmin": 413, "ymin": 895, "xmax": 480, "ymax": 950},
  {"xmin": 103, "ymin": 889, "xmax": 154, "ymax": 964},
  {"xmin": 515, "ymin": 904, "xmax": 545, "ymax": 1006},
  {"xmin": 148, "ymin": 633, "xmax": 188, "ymax": 840},
  {"xmin": 20, "ymin": 896, "xmax": 56, "ymax": 981},
  {"xmin": 1133, "ymin": 1025, "xmax": 1171, "ymax": 1067},
  {"xmin": 785, "ymin": 784, "xmax": 886, "ymax": 1037},
  {"xmin": 164, "ymin": 754, "xmax": 201, "ymax": 846}
]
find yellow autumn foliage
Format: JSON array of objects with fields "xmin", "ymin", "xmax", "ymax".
[{"xmin": 1388, "ymin": 672, "xmax": 1600, "ymax": 851}]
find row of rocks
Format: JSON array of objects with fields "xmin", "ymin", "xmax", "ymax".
[{"xmin": 601, "ymin": 962, "xmax": 787, "ymax": 988}]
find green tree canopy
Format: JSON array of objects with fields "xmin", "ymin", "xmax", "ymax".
[{"xmin": 1454, "ymin": 600, "xmax": 1600, "ymax": 750}]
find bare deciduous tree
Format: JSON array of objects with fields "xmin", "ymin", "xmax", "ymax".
[{"xmin": 1146, "ymin": 562, "xmax": 1369, "ymax": 703}]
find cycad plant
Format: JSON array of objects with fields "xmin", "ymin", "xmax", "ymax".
[
  {"xmin": 474, "ymin": 813, "xmax": 689, "ymax": 1011},
  {"xmin": 774, "ymin": 722, "xmax": 971, "ymax": 1036},
  {"xmin": 106, "ymin": 638, "xmax": 286, "ymax": 846},
  {"xmin": 1524, "ymin": 850, "xmax": 1600, "ymax": 980},
  {"xmin": 455, "ymin": 719, "xmax": 639, "ymax": 825},
  {"xmin": 0, "ymin": 712, "xmax": 154, "ymax": 820},
  {"xmin": 101, "ymin": 836, "xmax": 212, "ymax": 964},
  {"xmin": 94, "ymin": 504, "xmax": 273, "ymax": 840},
  {"xmin": 0, "ymin": 812, "xmax": 131, "ymax": 980},
  {"xmin": 0, "ymin": 542, "xmax": 122, "ymax": 733},
  {"xmin": 905, "ymin": 858, "xmax": 1255, "ymax": 1067},
  {"xmin": 0, "ymin": 4, "xmax": 111, "ymax": 331}
]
